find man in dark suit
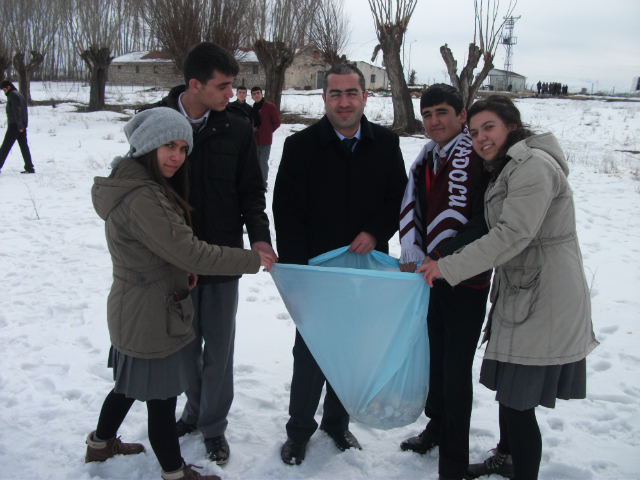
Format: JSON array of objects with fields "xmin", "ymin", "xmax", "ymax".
[
  {"xmin": 272, "ymin": 63, "xmax": 408, "ymax": 466},
  {"xmin": 0, "ymin": 81, "xmax": 35, "ymax": 174}
]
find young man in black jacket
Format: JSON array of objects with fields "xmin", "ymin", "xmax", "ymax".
[
  {"xmin": 397, "ymin": 84, "xmax": 491, "ymax": 480},
  {"xmin": 141, "ymin": 42, "xmax": 277, "ymax": 466},
  {"xmin": 273, "ymin": 63, "xmax": 408, "ymax": 466},
  {"xmin": 228, "ymin": 85, "xmax": 252, "ymax": 117},
  {"xmin": 0, "ymin": 81, "xmax": 35, "ymax": 174}
]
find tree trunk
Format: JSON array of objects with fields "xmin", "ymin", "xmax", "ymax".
[
  {"xmin": 80, "ymin": 45, "xmax": 113, "ymax": 111},
  {"xmin": 377, "ymin": 29, "xmax": 418, "ymax": 134},
  {"xmin": 252, "ymin": 39, "xmax": 295, "ymax": 112},
  {"xmin": 441, "ymin": 43, "xmax": 493, "ymax": 111},
  {"xmin": 0, "ymin": 55, "xmax": 10, "ymax": 83},
  {"xmin": 12, "ymin": 51, "xmax": 45, "ymax": 104}
]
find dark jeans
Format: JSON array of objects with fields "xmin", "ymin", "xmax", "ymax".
[
  {"xmin": 95, "ymin": 389, "xmax": 183, "ymax": 472},
  {"xmin": 498, "ymin": 403, "xmax": 542, "ymax": 480},
  {"xmin": 424, "ymin": 282, "xmax": 489, "ymax": 479},
  {"xmin": 285, "ymin": 329, "xmax": 349, "ymax": 443},
  {"xmin": 0, "ymin": 124, "xmax": 34, "ymax": 171}
]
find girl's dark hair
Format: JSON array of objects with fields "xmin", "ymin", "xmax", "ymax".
[
  {"xmin": 136, "ymin": 149, "xmax": 193, "ymax": 227},
  {"xmin": 467, "ymin": 95, "xmax": 535, "ymax": 179}
]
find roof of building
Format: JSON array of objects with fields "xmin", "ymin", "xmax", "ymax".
[
  {"xmin": 112, "ymin": 51, "xmax": 173, "ymax": 63},
  {"xmin": 488, "ymin": 68, "xmax": 526, "ymax": 79}
]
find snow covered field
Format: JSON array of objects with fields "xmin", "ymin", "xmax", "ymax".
[{"xmin": 1, "ymin": 83, "xmax": 639, "ymax": 479}]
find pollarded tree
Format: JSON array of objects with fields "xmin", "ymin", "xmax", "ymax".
[
  {"xmin": 368, "ymin": 0, "xmax": 419, "ymax": 134},
  {"xmin": 251, "ymin": 0, "xmax": 318, "ymax": 111},
  {"xmin": 309, "ymin": 0, "xmax": 351, "ymax": 66},
  {"xmin": 143, "ymin": 0, "xmax": 251, "ymax": 75},
  {"xmin": 66, "ymin": 0, "xmax": 129, "ymax": 111},
  {"xmin": 2, "ymin": 0, "xmax": 60, "ymax": 103},
  {"xmin": 441, "ymin": 0, "xmax": 517, "ymax": 110}
]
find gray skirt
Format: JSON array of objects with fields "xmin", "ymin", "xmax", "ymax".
[
  {"xmin": 108, "ymin": 345, "xmax": 190, "ymax": 401},
  {"xmin": 480, "ymin": 358, "xmax": 587, "ymax": 411}
]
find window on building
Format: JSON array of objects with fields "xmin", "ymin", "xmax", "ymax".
[
  {"xmin": 371, "ymin": 74, "xmax": 376, "ymax": 84},
  {"xmin": 117, "ymin": 65, "xmax": 121, "ymax": 69},
  {"xmin": 253, "ymin": 65, "xmax": 259, "ymax": 75},
  {"xmin": 154, "ymin": 66, "xmax": 158, "ymax": 74},
  {"xmin": 136, "ymin": 65, "xmax": 140, "ymax": 74}
]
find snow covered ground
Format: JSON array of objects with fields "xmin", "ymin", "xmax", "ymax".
[{"xmin": 1, "ymin": 83, "xmax": 639, "ymax": 479}]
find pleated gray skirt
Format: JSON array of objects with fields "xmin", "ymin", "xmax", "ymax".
[
  {"xmin": 108, "ymin": 345, "xmax": 190, "ymax": 401},
  {"xmin": 480, "ymin": 358, "xmax": 587, "ymax": 411}
]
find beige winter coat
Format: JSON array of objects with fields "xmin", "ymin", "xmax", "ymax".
[
  {"xmin": 92, "ymin": 159, "xmax": 261, "ymax": 359},
  {"xmin": 438, "ymin": 133, "xmax": 598, "ymax": 366}
]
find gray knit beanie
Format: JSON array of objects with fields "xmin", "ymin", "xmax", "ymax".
[{"xmin": 124, "ymin": 107, "xmax": 194, "ymax": 157}]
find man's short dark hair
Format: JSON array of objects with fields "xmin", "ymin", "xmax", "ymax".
[
  {"xmin": 0, "ymin": 80, "xmax": 15, "ymax": 91},
  {"xmin": 322, "ymin": 63, "xmax": 366, "ymax": 93},
  {"xmin": 183, "ymin": 42, "xmax": 239, "ymax": 85},
  {"xmin": 251, "ymin": 86, "xmax": 262, "ymax": 93},
  {"xmin": 420, "ymin": 84, "xmax": 464, "ymax": 115},
  {"xmin": 236, "ymin": 85, "xmax": 247, "ymax": 92}
]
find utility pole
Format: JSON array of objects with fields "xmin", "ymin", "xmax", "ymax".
[{"xmin": 500, "ymin": 15, "xmax": 521, "ymax": 91}]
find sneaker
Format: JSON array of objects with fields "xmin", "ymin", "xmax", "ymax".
[
  {"xmin": 400, "ymin": 427, "xmax": 438, "ymax": 455},
  {"xmin": 84, "ymin": 430, "xmax": 145, "ymax": 463},
  {"xmin": 281, "ymin": 437, "xmax": 308, "ymax": 465},
  {"xmin": 21, "ymin": 170, "xmax": 35, "ymax": 174},
  {"xmin": 176, "ymin": 419, "xmax": 198, "ymax": 437},
  {"xmin": 204, "ymin": 435, "xmax": 230, "ymax": 465},
  {"xmin": 161, "ymin": 463, "xmax": 221, "ymax": 480},
  {"xmin": 465, "ymin": 446, "xmax": 514, "ymax": 479},
  {"xmin": 319, "ymin": 425, "xmax": 362, "ymax": 451}
]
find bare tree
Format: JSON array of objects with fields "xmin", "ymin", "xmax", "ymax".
[
  {"xmin": 309, "ymin": 0, "xmax": 351, "ymax": 66},
  {"xmin": 441, "ymin": 0, "xmax": 517, "ymax": 110},
  {"xmin": 251, "ymin": 0, "xmax": 318, "ymax": 111},
  {"xmin": 0, "ymin": 12, "xmax": 11, "ymax": 82},
  {"xmin": 65, "ymin": 0, "xmax": 129, "ymax": 111},
  {"xmin": 2, "ymin": 0, "xmax": 60, "ymax": 103},
  {"xmin": 369, "ymin": 0, "xmax": 419, "ymax": 134},
  {"xmin": 144, "ymin": 0, "xmax": 250, "ymax": 75}
]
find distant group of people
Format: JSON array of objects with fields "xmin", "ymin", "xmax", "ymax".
[
  {"xmin": 537, "ymin": 81, "xmax": 568, "ymax": 95},
  {"xmin": 0, "ymin": 40, "xmax": 598, "ymax": 480}
]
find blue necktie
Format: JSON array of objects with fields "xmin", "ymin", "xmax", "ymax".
[{"xmin": 342, "ymin": 137, "xmax": 357, "ymax": 152}]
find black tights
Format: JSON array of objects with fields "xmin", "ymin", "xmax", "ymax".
[
  {"xmin": 95, "ymin": 389, "xmax": 183, "ymax": 473},
  {"xmin": 496, "ymin": 403, "xmax": 542, "ymax": 480}
]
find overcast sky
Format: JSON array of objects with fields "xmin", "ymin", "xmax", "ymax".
[{"xmin": 343, "ymin": 0, "xmax": 640, "ymax": 93}]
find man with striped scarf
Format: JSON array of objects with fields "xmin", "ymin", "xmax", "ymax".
[{"xmin": 398, "ymin": 84, "xmax": 492, "ymax": 480}]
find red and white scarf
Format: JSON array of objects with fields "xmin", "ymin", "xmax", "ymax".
[{"xmin": 399, "ymin": 129, "xmax": 475, "ymax": 264}]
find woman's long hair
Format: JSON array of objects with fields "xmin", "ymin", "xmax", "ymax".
[
  {"xmin": 467, "ymin": 95, "xmax": 535, "ymax": 180},
  {"xmin": 136, "ymin": 149, "xmax": 193, "ymax": 227}
]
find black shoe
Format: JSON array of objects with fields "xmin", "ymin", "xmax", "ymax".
[
  {"xmin": 175, "ymin": 419, "xmax": 198, "ymax": 438},
  {"xmin": 319, "ymin": 426, "xmax": 362, "ymax": 451},
  {"xmin": 465, "ymin": 446, "xmax": 514, "ymax": 479},
  {"xmin": 204, "ymin": 435, "xmax": 230, "ymax": 465},
  {"xmin": 281, "ymin": 437, "xmax": 308, "ymax": 465},
  {"xmin": 21, "ymin": 170, "xmax": 35, "ymax": 174},
  {"xmin": 400, "ymin": 427, "xmax": 438, "ymax": 454}
]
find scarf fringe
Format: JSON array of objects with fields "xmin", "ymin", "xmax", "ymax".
[{"xmin": 399, "ymin": 244, "xmax": 426, "ymax": 265}]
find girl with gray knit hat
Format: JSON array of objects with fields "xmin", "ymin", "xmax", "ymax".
[{"xmin": 87, "ymin": 107, "xmax": 276, "ymax": 480}]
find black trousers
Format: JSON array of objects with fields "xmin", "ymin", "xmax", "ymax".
[
  {"xmin": 498, "ymin": 403, "xmax": 542, "ymax": 480},
  {"xmin": 0, "ymin": 124, "xmax": 34, "ymax": 171},
  {"xmin": 424, "ymin": 282, "xmax": 489, "ymax": 479},
  {"xmin": 286, "ymin": 329, "xmax": 349, "ymax": 443},
  {"xmin": 95, "ymin": 389, "xmax": 183, "ymax": 473}
]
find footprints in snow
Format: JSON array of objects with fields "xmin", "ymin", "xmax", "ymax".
[{"xmin": 242, "ymin": 284, "xmax": 288, "ymax": 320}]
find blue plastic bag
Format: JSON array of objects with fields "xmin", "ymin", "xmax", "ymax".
[{"xmin": 270, "ymin": 247, "xmax": 430, "ymax": 430}]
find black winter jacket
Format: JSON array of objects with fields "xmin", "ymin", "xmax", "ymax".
[
  {"xmin": 5, "ymin": 89, "xmax": 28, "ymax": 130},
  {"xmin": 273, "ymin": 114, "xmax": 408, "ymax": 265},
  {"xmin": 141, "ymin": 85, "xmax": 272, "ymax": 283}
]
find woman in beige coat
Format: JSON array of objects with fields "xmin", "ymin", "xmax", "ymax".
[
  {"xmin": 418, "ymin": 96, "xmax": 598, "ymax": 480},
  {"xmin": 85, "ymin": 108, "xmax": 276, "ymax": 480}
]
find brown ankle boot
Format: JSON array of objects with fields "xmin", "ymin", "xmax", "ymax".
[
  {"xmin": 85, "ymin": 430, "xmax": 145, "ymax": 463},
  {"xmin": 161, "ymin": 464, "xmax": 221, "ymax": 480}
]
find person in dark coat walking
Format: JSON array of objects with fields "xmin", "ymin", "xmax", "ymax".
[
  {"xmin": 138, "ymin": 42, "xmax": 278, "ymax": 466},
  {"xmin": 0, "ymin": 81, "xmax": 35, "ymax": 174},
  {"xmin": 273, "ymin": 63, "xmax": 408, "ymax": 466}
]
